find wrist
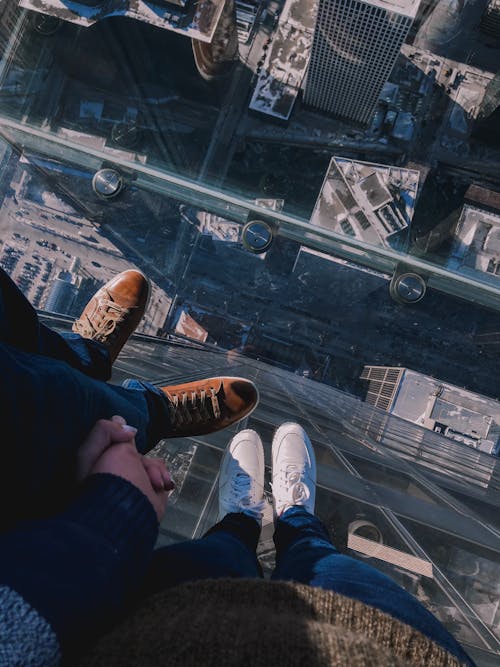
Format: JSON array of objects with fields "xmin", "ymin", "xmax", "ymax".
[{"xmin": 62, "ymin": 473, "xmax": 159, "ymax": 555}]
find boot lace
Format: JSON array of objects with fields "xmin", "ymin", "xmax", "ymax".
[
  {"xmin": 231, "ymin": 473, "xmax": 265, "ymax": 516},
  {"xmin": 168, "ymin": 387, "xmax": 222, "ymax": 427},
  {"xmin": 73, "ymin": 294, "xmax": 130, "ymax": 343}
]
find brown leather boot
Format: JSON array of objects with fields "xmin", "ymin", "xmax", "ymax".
[
  {"xmin": 160, "ymin": 377, "xmax": 259, "ymax": 437},
  {"xmin": 72, "ymin": 270, "xmax": 150, "ymax": 363}
]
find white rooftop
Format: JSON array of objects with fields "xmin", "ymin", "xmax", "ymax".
[
  {"xmin": 391, "ymin": 368, "xmax": 500, "ymax": 454},
  {"xmin": 20, "ymin": 0, "xmax": 226, "ymax": 42},
  {"xmin": 248, "ymin": 0, "xmax": 317, "ymax": 120},
  {"xmin": 310, "ymin": 157, "xmax": 419, "ymax": 248},
  {"xmin": 447, "ymin": 205, "xmax": 500, "ymax": 280},
  {"xmin": 363, "ymin": 0, "xmax": 421, "ymax": 20}
]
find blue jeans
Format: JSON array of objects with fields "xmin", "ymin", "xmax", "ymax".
[
  {"xmin": 0, "ymin": 268, "xmax": 168, "ymax": 523},
  {"xmin": 147, "ymin": 508, "xmax": 474, "ymax": 666}
]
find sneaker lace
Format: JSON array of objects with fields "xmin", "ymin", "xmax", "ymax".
[
  {"xmin": 73, "ymin": 294, "xmax": 130, "ymax": 343},
  {"xmin": 168, "ymin": 387, "xmax": 222, "ymax": 427},
  {"xmin": 231, "ymin": 473, "xmax": 265, "ymax": 514},
  {"xmin": 274, "ymin": 464, "xmax": 309, "ymax": 505}
]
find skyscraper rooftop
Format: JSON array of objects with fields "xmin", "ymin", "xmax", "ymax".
[
  {"xmin": 361, "ymin": 365, "xmax": 500, "ymax": 455},
  {"xmin": 362, "ymin": 0, "xmax": 420, "ymax": 19},
  {"xmin": 303, "ymin": 0, "xmax": 419, "ymax": 124},
  {"xmin": 310, "ymin": 157, "xmax": 419, "ymax": 249},
  {"xmin": 20, "ymin": 0, "xmax": 227, "ymax": 40}
]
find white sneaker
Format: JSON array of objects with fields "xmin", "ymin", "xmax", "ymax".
[
  {"xmin": 218, "ymin": 429, "xmax": 265, "ymax": 523},
  {"xmin": 271, "ymin": 422, "xmax": 316, "ymax": 517}
]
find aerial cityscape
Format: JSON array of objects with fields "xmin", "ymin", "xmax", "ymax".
[
  {"xmin": 1, "ymin": 0, "xmax": 500, "ymax": 660},
  {"xmin": 0, "ymin": 0, "xmax": 499, "ymax": 454}
]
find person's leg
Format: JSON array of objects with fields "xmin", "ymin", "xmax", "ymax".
[
  {"xmin": 271, "ymin": 507, "xmax": 473, "ymax": 665},
  {"xmin": 1, "ymin": 337, "xmax": 259, "ymax": 527},
  {"xmin": 270, "ymin": 423, "xmax": 473, "ymax": 666},
  {"xmin": 143, "ymin": 512, "xmax": 261, "ymax": 594},
  {"xmin": 0, "ymin": 341, "xmax": 167, "ymax": 525},
  {"xmin": 142, "ymin": 429, "xmax": 266, "ymax": 594},
  {"xmin": 0, "ymin": 267, "xmax": 111, "ymax": 380}
]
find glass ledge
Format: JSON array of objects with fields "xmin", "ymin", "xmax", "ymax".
[{"xmin": 1, "ymin": 117, "xmax": 499, "ymax": 312}]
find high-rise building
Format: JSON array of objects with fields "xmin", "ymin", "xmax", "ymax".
[
  {"xmin": 360, "ymin": 365, "xmax": 500, "ymax": 455},
  {"xmin": 44, "ymin": 271, "xmax": 80, "ymax": 316},
  {"xmin": 480, "ymin": 0, "xmax": 500, "ymax": 37},
  {"xmin": 303, "ymin": 0, "xmax": 420, "ymax": 125},
  {"xmin": 192, "ymin": 0, "xmax": 239, "ymax": 81},
  {"xmin": 310, "ymin": 157, "xmax": 419, "ymax": 249},
  {"xmin": 0, "ymin": 2, "xmax": 36, "ymax": 68},
  {"xmin": 473, "ymin": 69, "xmax": 500, "ymax": 147}
]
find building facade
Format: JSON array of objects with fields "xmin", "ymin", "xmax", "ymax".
[
  {"xmin": 480, "ymin": 0, "xmax": 500, "ymax": 37},
  {"xmin": 303, "ymin": 0, "xmax": 420, "ymax": 125}
]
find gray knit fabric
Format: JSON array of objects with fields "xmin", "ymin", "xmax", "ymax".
[
  {"xmin": 0, "ymin": 586, "xmax": 60, "ymax": 667},
  {"xmin": 78, "ymin": 579, "xmax": 465, "ymax": 667}
]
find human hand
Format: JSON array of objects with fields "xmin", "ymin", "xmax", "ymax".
[
  {"xmin": 89, "ymin": 442, "xmax": 174, "ymax": 521},
  {"xmin": 76, "ymin": 416, "xmax": 138, "ymax": 482},
  {"xmin": 78, "ymin": 418, "xmax": 175, "ymax": 521},
  {"xmin": 142, "ymin": 456, "xmax": 175, "ymax": 494}
]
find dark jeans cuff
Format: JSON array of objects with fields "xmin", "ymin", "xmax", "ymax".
[
  {"xmin": 60, "ymin": 332, "xmax": 112, "ymax": 381},
  {"xmin": 205, "ymin": 512, "xmax": 261, "ymax": 554},
  {"xmin": 122, "ymin": 379, "xmax": 171, "ymax": 453},
  {"xmin": 274, "ymin": 506, "xmax": 333, "ymax": 555}
]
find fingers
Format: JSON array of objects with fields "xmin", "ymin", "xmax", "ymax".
[
  {"xmin": 89, "ymin": 444, "xmax": 171, "ymax": 522},
  {"xmin": 142, "ymin": 458, "xmax": 164, "ymax": 492},
  {"xmin": 77, "ymin": 417, "xmax": 138, "ymax": 482},
  {"xmin": 111, "ymin": 415, "xmax": 126, "ymax": 426},
  {"xmin": 88, "ymin": 418, "xmax": 137, "ymax": 446},
  {"xmin": 142, "ymin": 457, "xmax": 175, "ymax": 493},
  {"xmin": 153, "ymin": 490, "xmax": 169, "ymax": 522},
  {"xmin": 79, "ymin": 419, "xmax": 173, "ymax": 523},
  {"xmin": 109, "ymin": 418, "xmax": 138, "ymax": 442},
  {"xmin": 141, "ymin": 457, "xmax": 174, "ymax": 521}
]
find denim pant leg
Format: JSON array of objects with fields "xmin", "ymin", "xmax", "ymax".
[
  {"xmin": 0, "ymin": 267, "xmax": 111, "ymax": 380},
  {"xmin": 271, "ymin": 507, "xmax": 473, "ymax": 666},
  {"xmin": 0, "ymin": 342, "xmax": 171, "ymax": 524},
  {"xmin": 142, "ymin": 513, "xmax": 262, "ymax": 595}
]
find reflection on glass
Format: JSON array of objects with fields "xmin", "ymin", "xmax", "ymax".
[
  {"xmin": 317, "ymin": 489, "xmax": 488, "ymax": 649},
  {"xmin": 402, "ymin": 518, "xmax": 500, "ymax": 645},
  {"xmin": 0, "ymin": 0, "xmax": 498, "ymax": 299},
  {"xmin": 344, "ymin": 452, "xmax": 439, "ymax": 505}
]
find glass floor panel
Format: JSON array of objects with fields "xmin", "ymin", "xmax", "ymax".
[
  {"xmin": 3, "ymin": 0, "xmax": 500, "ymax": 662},
  {"xmin": 36, "ymin": 318, "xmax": 500, "ymax": 663}
]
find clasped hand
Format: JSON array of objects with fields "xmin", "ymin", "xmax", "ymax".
[{"xmin": 77, "ymin": 416, "xmax": 174, "ymax": 520}]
